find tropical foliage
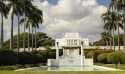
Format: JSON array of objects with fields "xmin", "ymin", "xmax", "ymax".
[
  {"xmin": 0, "ymin": 0, "xmax": 44, "ymax": 51},
  {"xmin": 93, "ymin": 34, "xmax": 124, "ymax": 46},
  {"xmin": 3, "ymin": 32, "xmax": 55, "ymax": 49}
]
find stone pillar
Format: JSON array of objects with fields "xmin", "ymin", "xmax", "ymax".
[
  {"xmin": 81, "ymin": 42, "xmax": 84, "ymax": 66},
  {"xmin": 56, "ymin": 42, "xmax": 59, "ymax": 66},
  {"xmin": 63, "ymin": 47, "xmax": 65, "ymax": 57}
]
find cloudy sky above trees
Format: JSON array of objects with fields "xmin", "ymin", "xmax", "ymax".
[{"xmin": 2, "ymin": 0, "xmax": 111, "ymax": 43}]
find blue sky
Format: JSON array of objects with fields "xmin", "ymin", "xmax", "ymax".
[
  {"xmin": 97, "ymin": 0, "xmax": 110, "ymax": 6},
  {"xmin": 47, "ymin": 0, "xmax": 110, "ymax": 6}
]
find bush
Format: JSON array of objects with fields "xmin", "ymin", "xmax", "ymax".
[
  {"xmin": 33, "ymin": 54, "xmax": 42, "ymax": 64},
  {"xmin": 31, "ymin": 51, "xmax": 43, "ymax": 64},
  {"xmin": 49, "ymin": 52, "xmax": 56, "ymax": 59},
  {"xmin": 0, "ymin": 50, "xmax": 18, "ymax": 66},
  {"xmin": 18, "ymin": 52, "xmax": 34, "ymax": 65},
  {"xmin": 37, "ymin": 50, "xmax": 48, "ymax": 63},
  {"xmin": 107, "ymin": 52, "xmax": 123, "ymax": 65},
  {"xmin": 85, "ymin": 49, "xmax": 114, "ymax": 63},
  {"xmin": 97, "ymin": 53, "xmax": 108, "ymax": 64},
  {"xmin": 0, "ymin": 65, "xmax": 19, "ymax": 70},
  {"xmin": 121, "ymin": 54, "xmax": 125, "ymax": 64},
  {"xmin": 86, "ymin": 51, "xmax": 101, "ymax": 62},
  {"xmin": 86, "ymin": 51, "xmax": 94, "ymax": 58}
]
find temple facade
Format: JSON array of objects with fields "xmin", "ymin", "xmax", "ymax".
[
  {"xmin": 56, "ymin": 32, "xmax": 89, "ymax": 47},
  {"xmin": 47, "ymin": 32, "xmax": 93, "ymax": 67}
]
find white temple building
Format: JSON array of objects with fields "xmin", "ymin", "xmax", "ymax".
[
  {"xmin": 47, "ymin": 32, "xmax": 93, "ymax": 67},
  {"xmin": 56, "ymin": 32, "xmax": 89, "ymax": 47}
]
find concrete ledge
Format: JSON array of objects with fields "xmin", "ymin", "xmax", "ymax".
[
  {"xmin": 94, "ymin": 66, "xmax": 123, "ymax": 71},
  {"xmin": 15, "ymin": 65, "xmax": 123, "ymax": 71}
]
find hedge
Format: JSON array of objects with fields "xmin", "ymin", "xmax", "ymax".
[
  {"xmin": 121, "ymin": 54, "xmax": 125, "ymax": 64},
  {"xmin": 97, "ymin": 53, "xmax": 108, "ymax": 64},
  {"xmin": 18, "ymin": 52, "xmax": 34, "ymax": 65},
  {"xmin": 0, "ymin": 50, "xmax": 18, "ymax": 66},
  {"xmin": 107, "ymin": 52, "xmax": 123, "ymax": 65}
]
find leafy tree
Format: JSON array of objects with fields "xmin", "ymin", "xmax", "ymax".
[
  {"xmin": 93, "ymin": 34, "xmax": 123, "ymax": 47},
  {"xmin": 3, "ymin": 32, "xmax": 54, "ymax": 50}
]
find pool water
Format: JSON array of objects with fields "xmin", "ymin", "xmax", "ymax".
[{"xmin": 17, "ymin": 66, "xmax": 121, "ymax": 71}]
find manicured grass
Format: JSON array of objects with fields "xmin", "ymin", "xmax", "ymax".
[
  {"xmin": 0, "ymin": 71, "xmax": 125, "ymax": 74},
  {"xmin": 95, "ymin": 63, "xmax": 125, "ymax": 70}
]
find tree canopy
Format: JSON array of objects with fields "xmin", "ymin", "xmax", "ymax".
[{"xmin": 3, "ymin": 32, "xmax": 55, "ymax": 49}]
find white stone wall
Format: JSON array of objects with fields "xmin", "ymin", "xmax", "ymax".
[{"xmin": 47, "ymin": 56, "xmax": 93, "ymax": 67}]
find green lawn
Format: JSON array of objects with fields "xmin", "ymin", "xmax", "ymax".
[
  {"xmin": 95, "ymin": 63, "xmax": 125, "ymax": 70},
  {"xmin": 0, "ymin": 71, "xmax": 125, "ymax": 74}
]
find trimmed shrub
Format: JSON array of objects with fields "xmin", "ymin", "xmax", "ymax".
[
  {"xmin": 121, "ymin": 54, "xmax": 125, "ymax": 64},
  {"xmin": 31, "ymin": 51, "xmax": 42, "ymax": 64},
  {"xmin": 97, "ymin": 53, "xmax": 108, "ymax": 64},
  {"xmin": 0, "ymin": 50, "xmax": 18, "ymax": 66},
  {"xmin": 86, "ymin": 51, "xmax": 94, "ymax": 58},
  {"xmin": 49, "ymin": 52, "xmax": 56, "ymax": 59},
  {"xmin": 85, "ymin": 49, "xmax": 114, "ymax": 63},
  {"xmin": 33, "ymin": 54, "xmax": 42, "ymax": 64},
  {"xmin": 107, "ymin": 52, "xmax": 123, "ymax": 65},
  {"xmin": 18, "ymin": 52, "xmax": 34, "ymax": 65},
  {"xmin": 86, "ymin": 51, "xmax": 101, "ymax": 62},
  {"xmin": 0, "ymin": 65, "xmax": 19, "ymax": 70},
  {"xmin": 37, "ymin": 50, "xmax": 48, "ymax": 63}
]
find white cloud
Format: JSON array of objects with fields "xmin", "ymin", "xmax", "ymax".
[
  {"xmin": 1, "ymin": 0, "xmax": 108, "ymax": 42},
  {"xmin": 33, "ymin": 0, "xmax": 107, "ymax": 42}
]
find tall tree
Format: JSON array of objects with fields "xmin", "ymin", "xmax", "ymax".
[
  {"xmin": 101, "ymin": 11, "xmax": 121, "ymax": 50},
  {"xmin": 0, "ymin": 1, "xmax": 9, "ymax": 49},
  {"xmin": 8, "ymin": 0, "xmax": 21, "ymax": 50},
  {"xmin": 109, "ymin": 0, "xmax": 123, "ymax": 51},
  {"xmin": 32, "ymin": 8, "xmax": 43, "ymax": 50},
  {"xmin": 20, "ymin": 0, "xmax": 34, "ymax": 51},
  {"xmin": 101, "ymin": 11, "xmax": 112, "ymax": 49},
  {"xmin": 109, "ymin": 0, "xmax": 124, "ymax": 51},
  {"xmin": 20, "ymin": 7, "xmax": 43, "ymax": 51},
  {"xmin": 101, "ymin": 31, "xmax": 110, "ymax": 49}
]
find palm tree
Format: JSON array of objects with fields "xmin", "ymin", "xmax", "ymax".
[
  {"xmin": 19, "ymin": 0, "xmax": 34, "ymax": 51},
  {"xmin": 0, "ymin": 1, "xmax": 9, "ymax": 49},
  {"xmin": 20, "ymin": 7, "xmax": 43, "ymax": 51},
  {"xmin": 7, "ymin": 0, "xmax": 21, "ymax": 50},
  {"xmin": 35, "ymin": 27, "xmax": 37, "ymax": 50},
  {"xmin": 32, "ymin": 8, "xmax": 43, "ymax": 50},
  {"xmin": 101, "ymin": 11, "xmax": 121, "ymax": 50},
  {"xmin": 16, "ymin": 0, "xmax": 23, "ymax": 52},
  {"xmin": 32, "ymin": 27, "xmax": 34, "ymax": 51},
  {"xmin": 101, "ymin": 31, "xmax": 110, "ymax": 49},
  {"xmin": 109, "ymin": 0, "xmax": 125, "ymax": 52},
  {"xmin": 117, "ymin": 22, "xmax": 123, "ymax": 51},
  {"xmin": 101, "ymin": 11, "xmax": 112, "ymax": 50}
]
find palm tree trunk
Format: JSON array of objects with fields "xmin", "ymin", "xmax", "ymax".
[
  {"xmin": 124, "ymin": 22, "xmax": 125, "ymax": 53},
  {"xmin": 123, "ymin": 13, "xmax": 125, "ymax": 53},
  {"xmin": 113, "ymin": 29, "xmax": 115, "ymax": 50},
  {"xmin": 28, "ymin": 26, "xmax": 30, "ymax": 51},
  {"xmin": 110, "ymin": 37, "xmax": 112, "ymax": 50},
  {"xmin": 0, "ymin": 13, "xmax": 3, "ymax": 49},
  {"xmin": 106, "ymin": 40, "xmax": 108, "ymax": 50},
  {"xmin": 23, "ymin": 14, "xmax": 26, "ymax": 51},
  {"xmin": 35, "ymin": 28, "xmax": 37, "ymax": 50},
  {"xmin": 109, "ymin": 31, "xmax": 112, "ymax": 50},
  {"xmin": 118, "ymin": 25, "xmax": 120, "ymax": 52},
  {"xmin": 23, "ymin": 25, "xmax": 26, "ymax": 51},
  {"xmin": 32, "ymin": 27, "xmax": 34, "ymax": 51},
  {"xmin": 17, "ymin": 14, "xmax": 20, "ymax": 52},
  {"xmin": 10, "ymin": 13, "xmax": 14, "ymax": 50}
]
